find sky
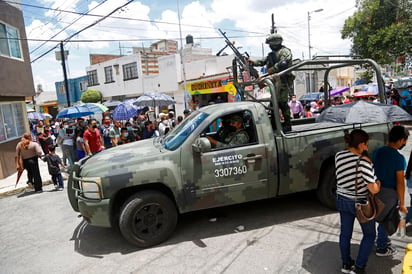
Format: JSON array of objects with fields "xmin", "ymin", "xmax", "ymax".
[{"xmin": 19, "ymin": 0, "xmax": 358, "ymax": 91}]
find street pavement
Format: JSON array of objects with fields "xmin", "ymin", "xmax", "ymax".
[{"xmin": 0, "ymin": 146, "xmax": 67, "ymax": 197}]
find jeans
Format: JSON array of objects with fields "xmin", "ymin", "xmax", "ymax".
[
  {"xmin": 61, "ymin": 144, "xmax": 75, "ymax": 167},
  {"xmin": 406, "ymin": 193, "xmax": 412, "ymax": 223},
  {"xmin": 51, "ymin": 173, "xmax": 63, "ymax": 188},
  {"xmin": 337, "ymin": 195, "xmax": 376, "ymax": 268},
  {"xmin": 376, "ymin": 223, "xmax": 390, "ymax": 249}
]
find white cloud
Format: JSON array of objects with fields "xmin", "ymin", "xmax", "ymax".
[{"xmin": 25, "ymin": 0, "xmax": 357, "ymax": 91}]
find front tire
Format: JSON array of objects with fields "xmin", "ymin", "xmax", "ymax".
[
  {"xmin": 119, "ymin": 191, "xmax": 178, "ymax": 248},
  {"xmin": 316, "ymin": 163, "xmax": 337, "ymax": 210}
]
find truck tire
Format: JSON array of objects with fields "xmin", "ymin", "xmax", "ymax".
[
  {"xmin": 119, "ymin": 191, "xmax": 178, "ymax": 248},
  {"xmin": 316, "ymin": 163, "xmax": 337, "ymax": 210}
]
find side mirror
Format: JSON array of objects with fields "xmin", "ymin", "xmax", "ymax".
[{"xmin": 192, "ymin": 137, "xmax": 211, "ymax": 153}]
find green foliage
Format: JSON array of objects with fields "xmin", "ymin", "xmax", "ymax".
[
  {"xmin": 81, "ymin": 89, "xmax": 102, "ymax": 103},
  {"xmin": 342, "ymin": 0, "xmax": 412, "ymax": 64}
]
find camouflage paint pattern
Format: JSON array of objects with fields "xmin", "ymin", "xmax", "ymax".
[{"xmin": 68, "ymin": 101, "xmax": 389, "ymax": 228}]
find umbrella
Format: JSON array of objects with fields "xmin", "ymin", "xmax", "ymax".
[
  {"xmin": 112, "ymin": 103, "xmax": 142, "ymax": 120},
  {"xmin": 316, "ymin": 100, "xmax": 412, "ymax": 124},
  {"xmin": 57, "ymin": 105, "xmax": 94, "ymax": 119},
  {"xmin": 27, "ymin": 112, "xmax": 45, "ymax": 120},
  {"xmin": 15, "ymin": 170, "xmax": 23, "ymax": 188},
  {"xmin": 133, "ymin": 92, "xmax": 176, "ymax": 108},
  {"xmin": 102, "ymin": 100, "xmax": 122, "ymax": 107},
  {"xmin": 80, "ymin": 103, "xmax": 108, "ymax": 113},
  {"xmin": 329, "ymin": 87, "xmax": 350, "ymax": 97},
  {"xmin": 353, "ymin": 91, "xmax": 376, "ymax": 97},
  {"xmin": 359, "ymin": 83, "xmax": 390, "ymax": 94}
]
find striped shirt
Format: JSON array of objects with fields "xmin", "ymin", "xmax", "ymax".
[{"xmin": 335, "ymin": 150, "xmax": 377, "ymax": 201}]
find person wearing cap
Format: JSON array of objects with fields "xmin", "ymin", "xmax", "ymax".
[
  {"xmin": 206, "ymin": 114, "xmax": 249, "ymax": 148},
  {"xmin": 248, "ymin": 33, "xmax": 293, "ymax": 132}
]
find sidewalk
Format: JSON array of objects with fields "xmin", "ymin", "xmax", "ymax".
[{"xmin": 0, "ymin": 146, "xmax": 67, "ymax": 198}]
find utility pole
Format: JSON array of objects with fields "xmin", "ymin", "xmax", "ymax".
[{"xmin": 60, "ymin": 41, "xmax": 70, "ymax": 107}]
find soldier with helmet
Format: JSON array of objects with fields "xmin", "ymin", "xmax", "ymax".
[{"xmin": 248, "ymin": 33, "xmax": 294, "ymax": 132}]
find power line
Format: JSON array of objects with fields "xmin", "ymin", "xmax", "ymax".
[
  {"xmin": 8, "ymin": 0, "xmax": 266, "ymax": 35},
  {"xmin": 31, "ymin": 0, "xmax": 136, "ymax": 63},
  {"xmin": 30, "ymin": 0, "xmax": 108, "ymax": 55}
]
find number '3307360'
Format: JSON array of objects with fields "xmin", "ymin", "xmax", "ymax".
[{"xmin": 214, "ymin": 165, "xmax": 247, "ymax": 177}]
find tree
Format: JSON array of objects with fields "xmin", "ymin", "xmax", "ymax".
[
  {"xmin": 81, "ymin": 89, "xmax": 102, "ymax": 103},
  {"xmin": 341, "ymin": 0, "xmax": 412, "ymax": 65}
]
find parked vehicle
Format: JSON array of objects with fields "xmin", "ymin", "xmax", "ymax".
[{"xmin": 67, "ymin": 58, "xmax": 390, "ymax": 247}]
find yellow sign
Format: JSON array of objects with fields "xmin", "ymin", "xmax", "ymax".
[{"xmin": 187, "ymin": 78, "xmax": 236, "ymax": 95}]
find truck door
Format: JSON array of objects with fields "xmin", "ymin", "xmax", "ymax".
[{"xmin": 185, "ymin": 110, "xmax": 269, "ymax": 210}]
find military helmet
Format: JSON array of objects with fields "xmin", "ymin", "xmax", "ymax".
[{"xmin": 265, "ymin": 33, "xmax": 283, "ymax": 45}]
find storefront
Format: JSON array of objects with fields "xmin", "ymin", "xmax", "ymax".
[{"xmin": 186, "ymin": 75, "xmax": 238, "ymax": 110}]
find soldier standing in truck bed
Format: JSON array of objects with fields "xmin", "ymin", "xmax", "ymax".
[{"xmin": 248, "ymin": 33, "xmax": 294, "ymax": 132}]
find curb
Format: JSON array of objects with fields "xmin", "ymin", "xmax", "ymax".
[
  {"xmin": 0, "ymin": 173, "xmax": 69, "ymax": 198},
  {"xmin": 0, "ymin": 179, "xmax": 53, "ymax": 198}
]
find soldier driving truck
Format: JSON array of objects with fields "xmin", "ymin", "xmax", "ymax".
[{"xmin": 67, "ymin": 32, "xmax": 392, "ymax": 247}]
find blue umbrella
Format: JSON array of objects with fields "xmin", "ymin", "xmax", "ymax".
[
  {"xmin": 329, "ymin": 86, "xmax": 349, "ymax": 97},
  {"xmin": 57, "ymin": 105, "xmax": 94, "ymax": 119},
  {"xmin": 80, "ymin": 103, "xmax": 109, "ymax": 113},
  {"xmin": 112, "ymin": 103, "xmax": 142, "ymax": 120}
]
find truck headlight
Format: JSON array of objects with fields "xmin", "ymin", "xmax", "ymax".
[{"xmin": 80, "ymin": 177, "xmax": 103, "ymax": 199}]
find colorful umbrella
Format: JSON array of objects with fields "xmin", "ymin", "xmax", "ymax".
[
  {"xmin": 27, "ymin": 112, "xmax": 45, "ymax": 120},
  {"xmin": 57, "ymin": 105, "xmax": 94, "ymax": 119},
  {"xmin": 329, "ymin": 86, "xmax": 350, "ymax": 97},
  {"xmin": 112, "ymin": 103, "xmax": 142, "ymax": 120},
  {"xmin": 353, "ymin": 91, "xmax": 376, "ymax": 97},
  {"xmin": 80, "ymin": 103, "xmax": 108, "ymax": 113},
  {"xmin": 103, "ymin": 100, "xmax": 122, "ymax": 107}
]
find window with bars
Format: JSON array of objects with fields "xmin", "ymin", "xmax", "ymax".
[
  {"xmin": 104, "ymin": 66, "xmax": 114, "ymax": 83},
  {"xmin": 0, "ymin": 102, "xmax": 26, "ymax": 143},
  {"xmin": 122, "ymin": 62, "xmax": 138, "ymax": 80},
  {"xmin": 87, "ymin": 70, "xmax": 99, "ymax": 86},
  {"xmin": 0, "ymin": 22, "xmax": 22, "ymax": 60}
]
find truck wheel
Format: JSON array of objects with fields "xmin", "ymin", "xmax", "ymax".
[
  {"xmin": 119, "ymin": 191, "xmax": 177, "ymax": 248},
  {"xmin": 316, "ymin": 164, "xmax": 337, "ymax": 210}
]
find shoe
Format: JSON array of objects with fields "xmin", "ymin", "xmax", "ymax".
[
  {"xmin": 341, "ymin": 262, "xmax": 354, "ymax": 273},
  {"xmin": 34, "ymin": 190, "xmax": 43, "ymax": 193},
  {"xmin": 376, "ymin": 246, "xmax": 397, "ymax": 256},
  {"xmin": 58, "ymin": 187, "xmax": 63, "ymax": 191},
  {"xmin": 26, "ymin": 182, "xmax": 34, "ymax": 189},
  {"xmin": 350, "ymin": 266, "xmax": 365, "ymax": 274},
  {"xmin": 55, "ymin": 185, "xmax": 59, "ymax": 190}
]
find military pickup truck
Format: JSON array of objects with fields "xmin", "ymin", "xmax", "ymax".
[{"xmin": 68, "ymin": 58, "xmax": 390, "ymax": 247}]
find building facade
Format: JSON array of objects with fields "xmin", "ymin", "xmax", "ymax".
[
  {"xmin": 55, "ymin": 75, "xmax": 88, "ymax": 106},
  {"xmin": 0, "ymin": 0, "xmax": 34, "ymax": 178}
]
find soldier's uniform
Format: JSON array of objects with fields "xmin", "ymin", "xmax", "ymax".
[{"xmin": 252, "ymin": 33, "xmax": 293, "ymax": 132}]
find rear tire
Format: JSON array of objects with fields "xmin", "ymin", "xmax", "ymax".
[
  {"xmin": 119, "ymin": 191, "xmax": 177, "ymax": 248},
  {"xmin": 316, "ymin": 163, "xmax": 337, "ymax": 210}
]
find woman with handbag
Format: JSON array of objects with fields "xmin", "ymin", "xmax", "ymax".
[
  {"xmin": 335, "ymin": 129, "xmax": 381, "ymax": 274},
  {"xmin": 15, "ymin": 132, "xmax": 44, "ymax": 192}
]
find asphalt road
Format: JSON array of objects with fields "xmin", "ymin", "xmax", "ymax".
[{"xmin": 0, "ymin": 185, "xmax": 408, "ymax": 274}]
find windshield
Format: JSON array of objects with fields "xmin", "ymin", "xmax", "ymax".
[{"xmin": 163, "ymin": 112, "xmax": 209, "ymax": 150}]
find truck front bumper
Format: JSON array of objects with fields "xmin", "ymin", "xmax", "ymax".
[{"xmin": 78, "ymin": 198, "xmax": 111, "ymax": 227}]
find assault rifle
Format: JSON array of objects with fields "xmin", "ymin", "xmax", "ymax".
[{"xmin": 217, "ymin": 29, "xmax": 259, "ymax": 79}]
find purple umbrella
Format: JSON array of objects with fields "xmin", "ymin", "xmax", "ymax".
[
  {"xmin": 112, "ymin": 103, "xmax": 142, "ymax": 120},
  {"xmin": 329, "ymin": 86, "xmax": 350, "ymax": 97}
]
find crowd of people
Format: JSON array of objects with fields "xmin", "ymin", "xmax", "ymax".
[
  {"xmin": 16, "ymin": 109, "xmax": 190, "ymax": 193},
  {"xmin": 27, "ymin": 109, "xmax": 188, "ymax": 168}
]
